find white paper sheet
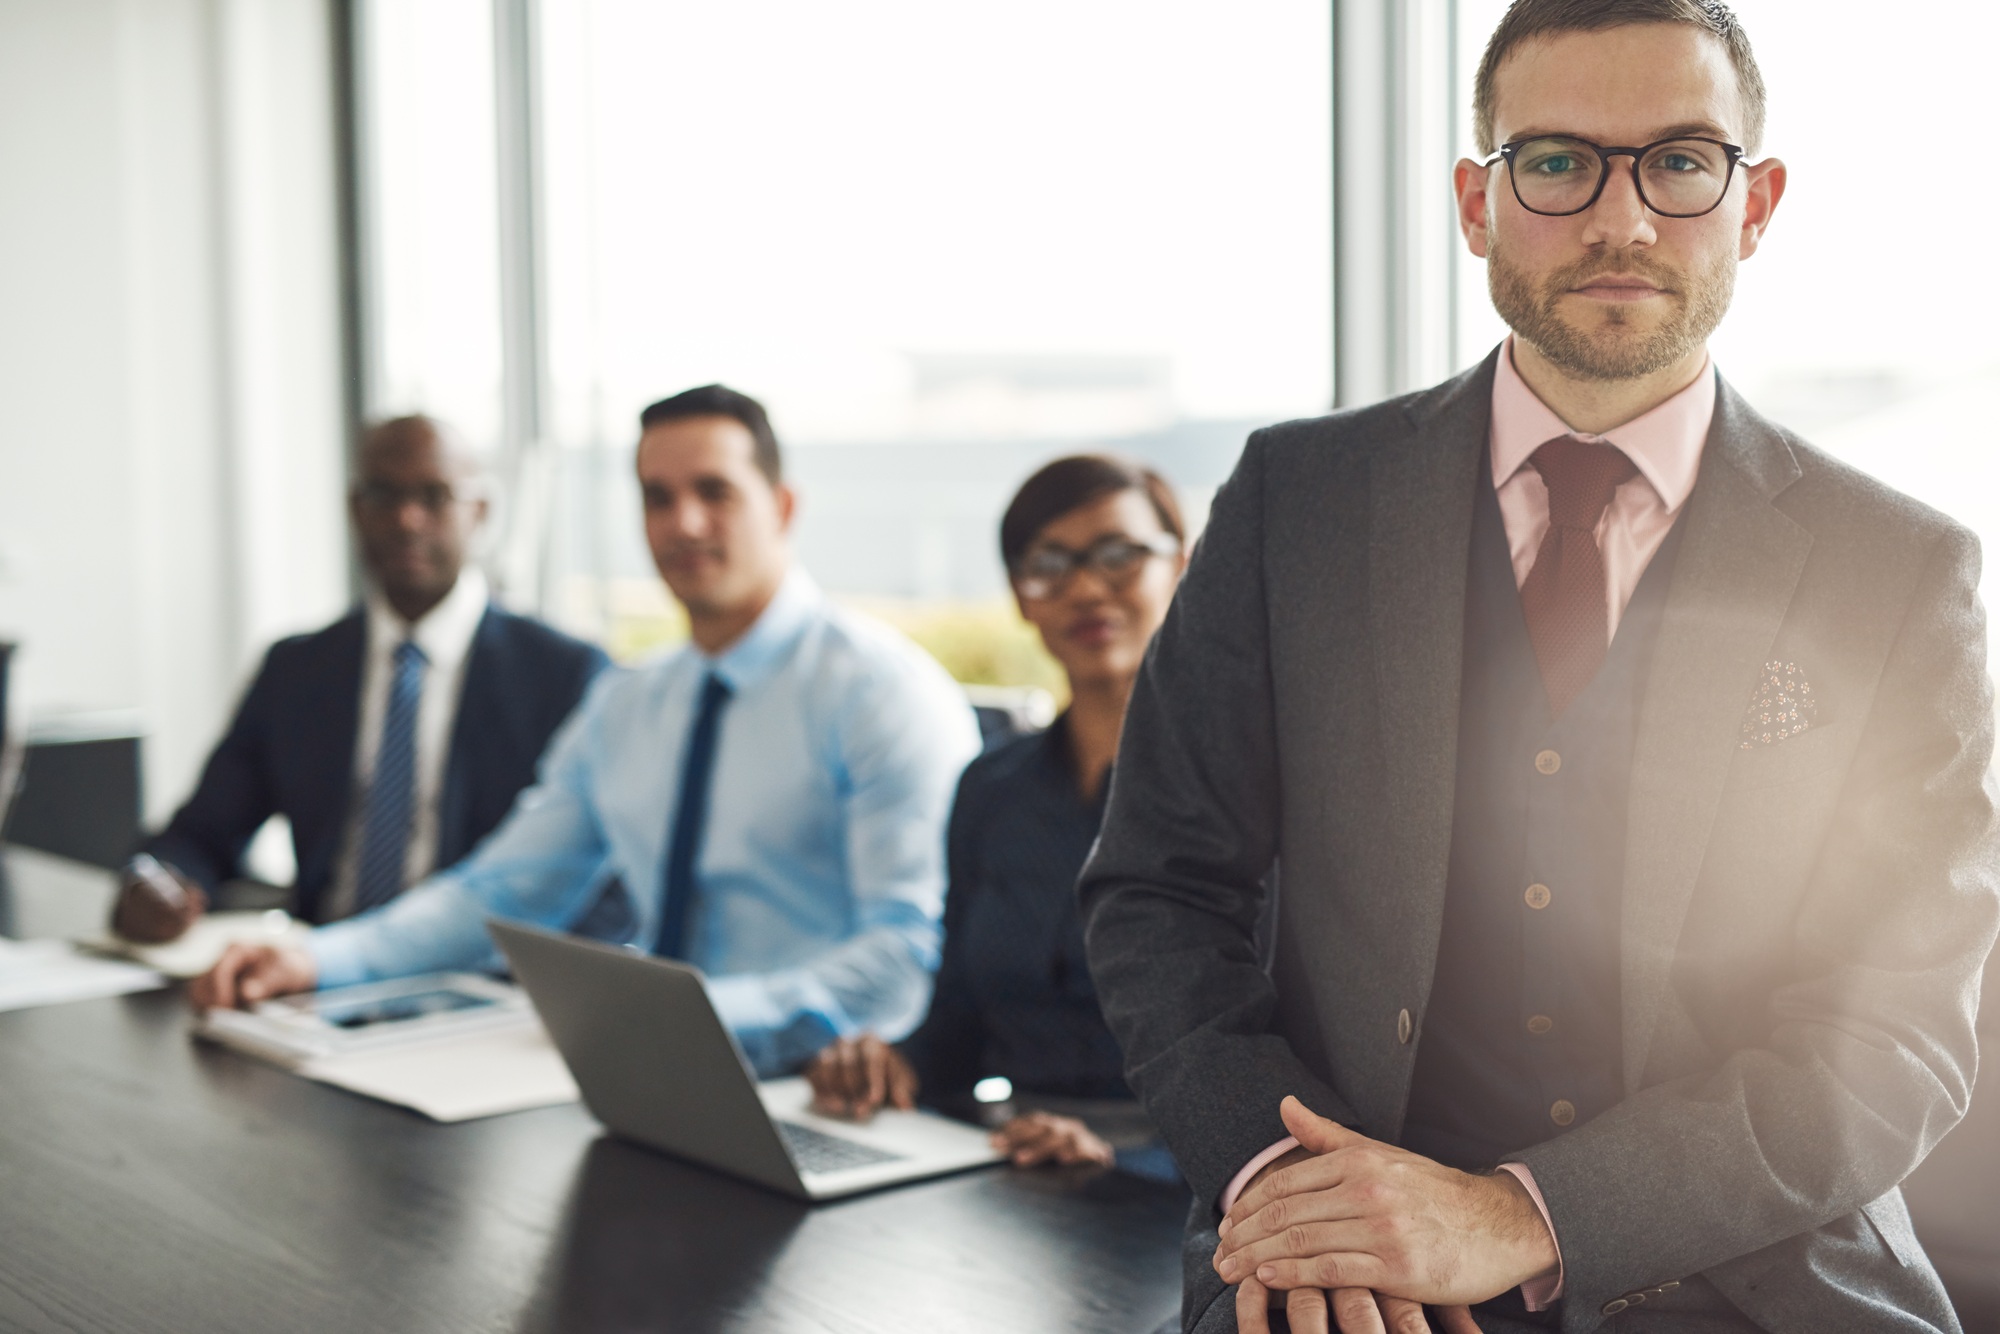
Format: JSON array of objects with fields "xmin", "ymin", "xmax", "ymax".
[
  {"xmin": 0, "ymin": 937, "xmax": 167, "ymax": 1012},
  {"xmin": 87, "ymin": 909, "xmax": 310, "ymax": 979},
  {"xmin": 299, "ymin": 1022, "xmax": 580, "ymax": 1122}
]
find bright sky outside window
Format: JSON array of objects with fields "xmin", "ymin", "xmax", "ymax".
[
  {"xmin": 531, "ymin": 0, "xmax": 1332, "ymax": 644},
  {"xmin": 538, "ymin": 0, "xmax": 1333, "ymax": 449},
  {"xmin": 363, "ymin": 0, "xmax": 505, "ymax": 447}
]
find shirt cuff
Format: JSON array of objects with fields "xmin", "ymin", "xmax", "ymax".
[
  {"xmin": 1496, "ymin": 1162, "xmax": 1564, "ymax": 1309},
  {"xmin": 305, "ymin": 923, "xmax": 375, "ymax": 991},
  {"xmin": 705, "ymin": 971, "xmax": 843, "ymax": 1076},
  {"xmin": 1219, "ymin": 1136, "xmax": 1300, "ymax": 1214}
]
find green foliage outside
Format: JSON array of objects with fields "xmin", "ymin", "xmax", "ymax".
[
  {"xmin": 605, "ymin": 600, "xmax": 689, "ymax": 664},
  {"xmin": 846, "ymin": 597, "xmax": 1068, "ymax": 704},
  {"xmin": 599, "ymin": 584, "xmax": 1067, "ymax": 705}
]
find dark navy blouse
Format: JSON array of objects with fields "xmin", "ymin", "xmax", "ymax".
[{"xmin": 899, "ymin": 717, "xmax": 1132, "ymax": 1105}]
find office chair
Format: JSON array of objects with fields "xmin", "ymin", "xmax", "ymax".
[
  {"xmin": 0, "ymin": 641, "xmax": 18, "ymax": 834},
  {"xmin": 1, "ymin": 711, "xmax": 143, "ymax": 872}
]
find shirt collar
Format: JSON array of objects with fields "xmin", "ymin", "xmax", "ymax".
[
  {"xmin": 1038, "ymin": 712, "xmax": 1113, "ymax": 815},
  {"xmin": 699, "ymin": 566, "xmax": 820, "ymax": 695},
  {"xmin": 1489, "ymin": 336, "xmax": 1712, "ymax": 513},
  {"xmin": 365, "ymin": 566, "xmax": 489, "ymax": 669}
]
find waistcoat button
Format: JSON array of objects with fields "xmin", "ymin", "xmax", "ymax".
[
  {"xmin": 1535, "ymin": 749, "xmax": 1562, "ymax": 775},
  {"xmin": 1397, "ymin": 1008, "xmax": 1413, "ymax": 1044},
  {"xmin": 1550, "ymin": 1099, "xmax": 1576, "ymax": 1127},
  {"xmin": 1524, "ymin": 882, "xmax": 1552, "ymax": 910},
  {"xmin": 1602, "ymin": 1298, "xmax": 1630, "ymax": 1316},
  {"xmin": 1526, "ymin": 1014, "xmax": 1553, "ymax": 1035}
]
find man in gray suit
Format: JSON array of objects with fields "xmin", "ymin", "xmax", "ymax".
[{"xmin": 1081, "ymin": 3, "xmax": 1999, "ymax": 1332}]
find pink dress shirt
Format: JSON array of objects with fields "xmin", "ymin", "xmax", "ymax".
[
  {"xmin": 1218, "ymin": 341, "xmax": 1715, "ymax": 1310},
  {"xmin": 1490, "ymin": 339, "xmax": 1711, "ymax": 641}
]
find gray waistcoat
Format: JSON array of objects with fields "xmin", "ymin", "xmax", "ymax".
[{"xmin": 1403, "ymin": 461, "xmax": 1683, "ymax": 1169}]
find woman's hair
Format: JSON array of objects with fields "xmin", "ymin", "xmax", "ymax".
[{"xmin": 998, "ymin": 454, "xmax": 1185, "ymax": 572}]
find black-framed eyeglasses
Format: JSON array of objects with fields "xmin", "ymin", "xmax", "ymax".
[
  {"xmin": 1012, "ymin": 533, "xmax": 1181, "ymax": 601},
  {"xmin": 1483, "ymin": 134, "xmax": 1745, "ymax": 218}
]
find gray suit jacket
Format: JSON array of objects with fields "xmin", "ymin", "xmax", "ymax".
[{"xmin": 1080, "ymin": 351, "xmax": 2000, "ymax": 1333}]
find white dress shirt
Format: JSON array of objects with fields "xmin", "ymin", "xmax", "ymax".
[{"xmin": 319, "ymin": 568, "xmax": 489, "ymax": 920}]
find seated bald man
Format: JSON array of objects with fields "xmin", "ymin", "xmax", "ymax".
[
  {"xmin": 113, "ymin": 416, "xmax": 609, "ymax": 943},
  {"xmin": 192, "ymin": 385, "xmax": 982, "ymax": 1076}
]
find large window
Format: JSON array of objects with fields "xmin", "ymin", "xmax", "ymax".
[
  {"xmin": 358, "ymin": 5, "xmax": 2000, "ymax": 664},
  {"xmin": 356, "ymin": 0, "xmax": 1333, "ymax": 683}
]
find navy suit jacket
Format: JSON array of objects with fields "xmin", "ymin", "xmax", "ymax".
[{"xmin": 145, "ymin": 603, "xmax": 608, "ymax": 923}]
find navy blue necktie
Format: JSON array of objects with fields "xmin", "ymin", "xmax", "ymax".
[
  {"xmin": 353, "ymin": 639, "xmax": 428, "ymax": 914},
  {"xmin": 654, "ymin": 672, "xmax": 734, "ymax": 958}
]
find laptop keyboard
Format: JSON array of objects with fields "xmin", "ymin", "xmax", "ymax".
[{"xmin": 777, "ymin": 1120, "xmax": 907, "ymax": 1174}]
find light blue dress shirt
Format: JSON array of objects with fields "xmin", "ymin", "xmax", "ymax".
[{"xmin": 307, "ymin": 569, "xmax": 983, "ymax": 1073}]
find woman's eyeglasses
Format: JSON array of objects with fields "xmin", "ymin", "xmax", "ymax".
[{"xmin": 1012, "ymin": 533, "xmax": 1182, "ymax": 601}]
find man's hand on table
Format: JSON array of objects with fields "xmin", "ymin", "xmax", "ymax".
[
  {"xmin": 110, "ymin": 857, "xmax": 207, "ymax": 943},
  {"xmin": 188, "ymin": 942, "xmax": 317, "ymax": 1011},
  {"xmin": 1214, "ymin": 1096, "xmax": 1554, "ymax": 1331}
]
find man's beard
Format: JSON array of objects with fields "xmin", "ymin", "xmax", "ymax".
[{"xmin": 1488, "ymin": 245, "xmax": 1734, "ymax": 381}]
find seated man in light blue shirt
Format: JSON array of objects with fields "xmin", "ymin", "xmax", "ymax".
[{"xmin": 191, "ymin": 384, "xmax": 983, "ymax": 1073}]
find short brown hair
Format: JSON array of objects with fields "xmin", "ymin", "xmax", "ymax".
[
  {"xmin": 639, "ymin": 383, "xmax": 783, "ymax": 484},
  {"xmin": 999, "ymin": 454, "xmax": 1184, "ymax": 572},
  {"xmin": 1472, "ymin": 0, "xmax": 1766, "ymax": 156}
]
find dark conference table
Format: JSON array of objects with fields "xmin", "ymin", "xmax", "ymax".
[{"xmin": 0, "ymin": 851, "xmax": 1189, "ymax": 1334}]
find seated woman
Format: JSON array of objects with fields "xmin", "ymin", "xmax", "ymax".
[{"xmin": 806, "ymin": 454, "xmax": 1186, "ymax": 1172}]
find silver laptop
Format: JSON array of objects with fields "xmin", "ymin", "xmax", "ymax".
[{"xmin": 490, "ymin": 919, "xmax": 1002, "ymax": 1200}]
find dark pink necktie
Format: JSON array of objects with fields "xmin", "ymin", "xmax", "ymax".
[{"xmin": 1518, "ymin": 436, "xmax": 1638, "ymax": 716}]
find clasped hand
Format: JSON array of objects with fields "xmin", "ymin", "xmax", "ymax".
[{"xmin": 1213, "ymin": 1096, "xmax": 1557, "ymax": 1334}]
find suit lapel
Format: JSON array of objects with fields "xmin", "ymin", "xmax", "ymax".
[
  {"xmin": 437, "ymin": 606, "xmax": 498, "ymax": 867},
  {"xmin": 1621, "ymin": 379, "xmax": 1811, "ymax": 1088},
  {"xmin": 294, "ymin": 611, "xmax": 366, "ymax": 920},
  {"xmin": 1368, "ymin": 355, "xmax": 1495, "ymax": 942}
]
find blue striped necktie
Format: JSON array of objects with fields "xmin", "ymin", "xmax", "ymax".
[
  {"xmin": 653, "ymin": 672, "xmax": 734, "ymax": 959},
  {"xmin": 353, "ymin": 639, "xmax": 428, "ymax": 915}
]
